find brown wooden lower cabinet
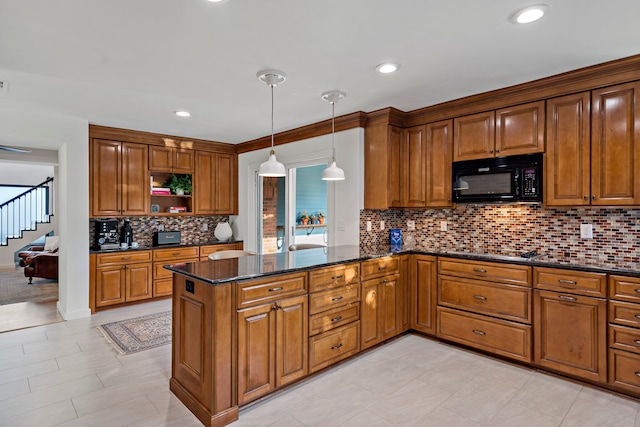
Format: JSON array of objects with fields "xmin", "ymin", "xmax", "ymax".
[
  {"xmin": 609, "ymin": 349, "xmax": 640, "ymax": 394},
  {"xmin": 361, "ymin": 273, "xmax": 400, "ymax": 351},
  {"xmin": 309, "ymin": 321, "xmax": 360, "ymax": 373},
  {"xmin": 533, "ymin": 289, "xmax": 607, "ymax": 382},
  {"xmin": 94, "ymin": 250, "xmax": 152, "ymax": 307},
  {"xmin": 410, "ymin": 255, "xmax": 437, "ymax": 335}
]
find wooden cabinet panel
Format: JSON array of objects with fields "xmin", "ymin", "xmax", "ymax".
[
  {"xmin": 411, "ymin": 255, "xmax": 437, "ymax": 335},
  {"xmin": 425, "ymin": 119, "xmax": 453, "ymax": 207},
  {"xmin": 438, "ymin": 276, "xmax": 531, "ymax": 323},
  {"xmin": 309, "ymin": 321, "xmax": 360, "ymax": 373},
  {"xmin": 194, "ymin": 151, "xmax": 237, "ymax": 215},
  {"xmin": 361, "ymin": 274, "xmax": 400, "ymax": 350},
  {"xmin": 534, "ymin": 289, "xmax": 607, "ymax": 382},
  {"xmin": 95, "ymin": 266, "xmax": 125, "ymax": 307},
  {"xmin": 308, "ymin": 285, "xmax": 360, "ymax": 315},
  {"xmin": 309, "ymin": 303, "xmax": 359, "ymax": 336},
  {"xmin": 91, "ymin": 139, "xmax": 121, "ymax": 217},
  {"xmin": 215, "ymin": 152, "xmax": 237, "ymax": 214},
  {"xmin": 437, "ymin": 306, "xmax": 531, "ymax": 363},
  {"xmin": 402, "ymin": 126, "xmax": 427, "ymax": 207},
  {"xmin": 610, "ymin": 275, "xmax": 640, "ymax": 303},
  {"xmin": 97, "ymin": 250, "xmax": 152, "ymax": 265},
  {"xmin": 174, "ymin": 149, "xmax": 195, "ymax": 173},
  {"xmin": 121, "ymin": 142, "xmax": 150, "ymax": 216},
  {"xmin": 534, "ymin": 267, "xmax": 606, "ymax": 297},
  {"xmin": 545, "ymin": 92, "xmax": 591, "ymax": 206},
  {"xmin": 591, "ymin": 81, "xmax": 640, "ymax": 205},
  {"xmin": 453, "ymin": 111, "xmax": 495, "ymax": 161},
  {"xmin": 309, "ymin": 263, "xmax": 359, "ymax": 292},
  {"xmin": 360, "ymin": 278, "xmax": 379, "ymax": 350},
  {"xmin": 237, "ymin": 272, "xmax": 307, "ymax": 309},
  {"xmin": 149, "ymin": 146, "xmax": 194, "ymax": 173},
  {"xmin": 275, "ymin": 295, "xmax": 308, "ymax": 387},
  {"xmin": 387, "ymin": 126, "xmax": 403, "ymax": 207},
  {"xmin": 94, "ymin": 250, "xmax": 153, "ymax": 307},
  {"xmin": 153, "ymin": 247, "xmax": 199, "ymax": 262},
  {"xmin": 495, "ymin": 101, "xmax": 545, "ymax": 156},
  {"xmin": 609, "ymin": 324, "xmax": 640, "ymax": 355},
  {"xmin": 361, "ymin": 256, "xmax": 399, "ymax": 281},
  {"xmin": 438, "ymin": 258, "xmax": 531, "ymax": 286},
  {"xmin": 609, "ymin": 300, "xmax": 640, "ymax": 328},
  {"xmin": 609, "ymin": 349, "xmax": 640, "ymax": 394},
  {"xmin": 126, "ymin": 263, "xmax": 152, "ymax": 301},
  {"xmin": 365, "ymin": 124, "xmax": 397, "ymax": 209}
]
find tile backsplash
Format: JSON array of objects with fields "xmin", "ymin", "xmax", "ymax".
[
  {"xmin": 360, "ymin": 205, "xmax": 640, "ymax": 268},
  {"xmin": 90, "ymin": 215, "xmax": 230, "ymax": 248}
]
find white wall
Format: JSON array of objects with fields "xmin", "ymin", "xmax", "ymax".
[
  {"xmin": 0, "ymin": 163, "xmax": 55, "ymax": 186},
  {"xmin": 236, "ymin": 128, "xmax": 364, "ymax": 251}
]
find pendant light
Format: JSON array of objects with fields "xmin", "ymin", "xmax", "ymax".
[
  {"xmin": 320, "ymin": 90, "xmax": 346, "ymax": 181},
  {"xmin": 257, "ymin": 69, "xmax": 287, "ymax": 177}
]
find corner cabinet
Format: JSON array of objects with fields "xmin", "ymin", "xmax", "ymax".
[
  {"xmin": 195, "ymin": 151, "xmax": 238, "ymax": 215},
  {"xmin": 90, "ymin": 139, "xmax": 150, "ymax": 217}
]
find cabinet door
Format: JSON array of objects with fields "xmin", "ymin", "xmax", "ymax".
[
  {"xmin": 380, "ymin": 274, "xmax": 400, "ymax": 341},
  {"xmin": 495, "ymin": 101, "xmax": 545, "ymax": 156},
  {"xmin": 276, "ymin": 295, "xmax": 308, "ymax": 387},
  {"xmin": 91, "ymin": 139, "xmax": 121, "ymax": 217},
  {"xmin": 534, "ymin": 290, "xmax": 607, "ymax": 382},
  {"xmin": 121, "ymin": 142, "xmax": 150, "ymax": 216},
  {"xmin": 148, "ymin": 146, "xmax": 173, "ymax": 172},
  {"xmin": 387, "ymin": 126, "xmax": 404, "ymax": 207},
  {"xmin": 411, "ymin": 255, "xmax": 437, "ymax": 335},
  {"xmin": 453, "ymin": 111, "xmax": 495, "ymax": 161},
  {"xmin": 237, "ymin": 303, "xmax": 275, "ymax": 404},
  {"xmin": 95, "ymin": 265, "xmax": 125, "ymax": 307},
  {"xmin": 194, "ymin": 151, "xmax": 216, "ymax": 214},
  {"xmin": 591, "ymin": 81, "xmax": 640, "ymax": 205},
  {"xmin": 215, "ymin": 153, "xmax": 237, "ymax": 214},
  {"xmin": 426, "ymin": 119, "xmax": 453, "ymax": 207},
  {"xmin": 361, "ymin": 279, "xmax": 380, "ymax": 350},
  {"xmin": 403, "ymin": 126, "xmax": 427, "ymax": 207},
  {"xmin": 125, "ymin": 263, "xmax": 152, "ymax": 302},
  {"xmin": 173, "ymin": 148, "xmax": 195, "ymax": 173},
  {"xmin": 545, "ymin": 92, "xmax": 591, "ymax": 206}
]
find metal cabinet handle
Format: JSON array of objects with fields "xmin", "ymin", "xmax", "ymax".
[
  {"xmin": 583, "ymin": 195, "xmax": 588, "ymax": 200},
  {"xmin": 635, "ymin": 372, "xmax": 640, "ymax": 378},
  {"xmin": 473, "ymin": 268, "xmax": 487, "ymax": 273},
  {"xmin": 331, "ymin": 343, "xmax": 343, "ymax": 350},
  {"xmin": 592, "ymin": 195, "xmax": 596, "ymax": 200},
  {"xmin": 268, "ymin": 287, "xmax": 283, "ymax": 292},
  {"xmin": 331, "ymin": 316, "xmax": 343, "ymax": 322},
  {"xmin": 558, "ymin": 279, "xmax": 577, "ymax": 285},
  {"xmin": 633, "ymin": 339, "xmax": 640, "ymax": 345},
  {"xmin": 634, "ymin": 314, "xmax": 640, "ymax": 319},
  {"xmin": 559, "ymin": 295, "xmax": 577, "ymax": 301},
  {"xmin": 472, "ymin": 330, "xmax": 486, "ymax": 336},
  {"xmin": 331, "ymin": 275, "xmax": 344, "ymax": 280},
  {"xmin": 634, "ymin": 289, "xmax": 640, "ymax": 293},
  {"xmin": 473, "ymin": 295, "xmax": 487, "ymax": 301},
  {"xmin": 121, "ymin": 257, "xmax": 131, "ymax": 261},
  {"xmin": 380, "ymin": 279, "xmax": 387, "ymax": 284},
  {"xmin": 331, "ymin": 296, "xmax": 344, "ymax": 302},
  {"xmin": 378, "ymin": 266, "xmax": 387, "ymax": 271}
]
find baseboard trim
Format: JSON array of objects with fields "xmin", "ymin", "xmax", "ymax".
[{"xmin": 57, "ymin": 301, "xmax": 91, "ymax": 320}]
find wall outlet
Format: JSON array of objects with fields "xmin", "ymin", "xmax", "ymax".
[
  {"xmin": 366, "ymin": 221, "xmax": 372, "ymax": 232},
  {"xmin": 380, "ymin": 220, "xmax": 385, "ymax": 231},
  {"xmin": 580, "ymin": 223, "xmax": 593, "ymax": 239},
  {"xmin": 337, "ymin": 219, "xmax": 346, "ymax": 232},
  {"xmin": 407, "ymin": 220, "xmax": 416, "ymax": 231},
  {"xmin": 202, "ymin": 223, "xmax": 208, "ymax": 231},
  {"xmin": 440, "ymin": 220, "xmax": 448, "ymax": 232},
  {"xmin": 158, "ymin": 224, "xmax": 165, "ymax": 231}
]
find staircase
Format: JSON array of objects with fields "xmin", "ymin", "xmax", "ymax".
[{"xmin": 0, "ymin": 177, "xmax": 55, "ymax": 263}]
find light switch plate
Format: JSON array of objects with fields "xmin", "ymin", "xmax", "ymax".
[
  {"xmin": 440, "ymin": 221, "xmax": 448, "ymax": 232},
  {"xmin": 366, "ymin": 221, "xmax": 372, "ymax": 232},
  {"xmin": 407, "ymin": 220, "xmax": 415, "ymax": 231},
  {"xmin": 580, "ymin": 223, "xmax": 593, "ymax": 239},
  {"xmin": 380, "ymin": 220, "xmax": 385, "ymax": 231}
]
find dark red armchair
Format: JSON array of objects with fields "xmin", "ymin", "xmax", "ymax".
[{"xmin": 18, "ymin": 245, "xmax": 59, "ymax": 284}]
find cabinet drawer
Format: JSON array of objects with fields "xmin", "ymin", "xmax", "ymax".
[
  {"xmin": 153, "ymin": 278, "xmax": 173, "ymax": 297},
  {"xmin": 438, "ymin": 258, "xmax": 531, "ymax": 286},
  {"xmin": 309, "ymin": 321, "xmax": 360, "ymax": 373},
  {"xmin": 309, "ymin": 285, "xmax": 360, "ymax": 315},
  {"xmin": 610, "ymin": 275, "xmax": 640, "ymax": 303},
  {"xmin": 96, "ymin": 250, "xmax": 152, "ymax": 266},
  {"xmin": 609, "ymin": 300, "xmax": 640, "ymax": 328},
  {"xmin": 534, "ymin": 267, "xmax": 606, "ymax": 297},
  {"xmin": 609, "ymin": 349, "xmax": 640, "ymax": 394},
  {"xmin": 309, "ymin": 263, "xmax": 360, "ymax": 292},
  {"xmin": 437, "ymin": 306, "xmax": 531, "ymax": 363},
  {"xmin": 309, "ymin": 303, "xmax": 360, "ymax": 336},
  {"xmin": 237, "ymin": 272, "xmax": 307, "ymax": 309},
  {"xmin": 360, "ymin": 257, "xmax": 399, "ymax": 281},
  {"xmin": 154, "ymin": 258, "xmax": 198, "ymax": 280},
  {"xmin": 438, "ymin": 276, "xmax": 531, "ymax": 323},
  {"xmin": 610, "ymin": 324, "xmax": 640, "ymax": 355},
  {"xmin": 153, "ymin": 246, "xmax": 199, "ymax": 261},
  {"xmin": 199, "ymin": 243, "xmax": 242, "ymax": 259}
]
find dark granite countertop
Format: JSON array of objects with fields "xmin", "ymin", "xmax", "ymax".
[
  {"xmin": 90, "ymin": 239, "xmax": 244, "ymax": 254},
  {"xmin": 165, "ymin": 244, "xmax": 640, "ymax": 285}
]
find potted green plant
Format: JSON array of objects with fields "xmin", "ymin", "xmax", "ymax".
[
  {"xmin": 317, "ymin": 211, "xmax": 325, "ymax": 224},
  {"xmin": 164, "ymin": 174, "xmax": 192, "ymax": 195},
  {"xmin": 309, "ymin": 213, "xmax": 317, "ymax": 224},
  {"xmin": 299, "ymin": 210, "xmax": 309, "ymax": 225}
]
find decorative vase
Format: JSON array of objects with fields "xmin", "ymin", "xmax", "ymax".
[
  {"xmin": 214, "ymin": 222, "xmax": 233, "ymax": 241},
  {"xmin": 175, "ymin": 188, "xmax": 185, "ymax": 196}
]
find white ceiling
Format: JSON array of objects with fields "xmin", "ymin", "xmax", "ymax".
[{"xmin": 1, "ymin": 0, "xmax": 639, "ymax": 148}]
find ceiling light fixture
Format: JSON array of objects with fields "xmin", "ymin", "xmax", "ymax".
[
  {"xmin": 375, "ymin": 63, "xmax": 400, "ymax": 74},
  {"xmin": 174, "ymin": 111, "xmax": 190, "ymax": 117},
  {"xmin": 257, "ymin": 69, "xmax": 287, "ymax": 177},
  {"xmin": 320, "ymin": 90, "xmax": 346, "ymax": 181},
  {"xmin": 509, "ymin": 4, "xmax": 549, "ymax": 24}
]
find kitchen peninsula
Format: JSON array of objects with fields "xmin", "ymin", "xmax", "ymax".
[{"xmin": 167, "ymin": 246, "xmax": 640, "ymax": 427}]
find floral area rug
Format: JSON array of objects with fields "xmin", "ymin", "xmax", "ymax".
[{"xmin": 97, "ymin": 311, "xmax": 171, "ymax": 355}]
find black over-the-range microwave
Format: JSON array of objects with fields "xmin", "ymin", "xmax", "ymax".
[{"xmin": 452, "ymin": 153, "xmax": 542, "ymax": 204}]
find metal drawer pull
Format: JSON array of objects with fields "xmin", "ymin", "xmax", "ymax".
[
  {"xmin": 558, "ymin": 279, "xmax": 576, "ymax": 285},
  {"xmin": 121, "ymin": 257, "xmax": 131, "ymax": 261},
  {"xmin": 380, "ymin": 279, "xmax": 387, "ymax": 284},
  {"xmin": 331, "ymin": 275, "xmax": 344, "ymax": 280},
  {"xmin": 331, "ymin": 296, "xmax": 344, "ymax": 302},
  {"xmin": 331, "ymin": 316, "xmax": 343, "ymax": 322},
  {"xmin": 634, "ymin": 289, "xmax": 640, "ymax": 293},
  {"xmin": 268, "ymin": 287, "xmax": 284, "ymax": 292},
  {"xmin": 173, "ymin": 252, "xmax": 181, "ymax": 256},
  {"xmin": 473, "ymin": 268, "xmax": 487, "ymax": 273},
  {"xmin": 331, "ymin": 343, "xmax": 343, "ymax": 350},
  {"xmin": 472, "ymin": 330, "xmax": 486, "ymax": 336},
  {"xmin": 559, "ymin": 295, "xmax": 577, "ymax": 301},
  {"xmin": 634, "ymin": 314, "xmax": 640, "ymax": 319},
  {"xmin": 634, "ymin": 340, "xmax": 640, "ymax": 345},
  {"xmin": 635, "ymin": 372, "xmax": 640, "ymax": 378},
  {"xmin": 473, "ymin": 295, "xmax": 487, "ymax": 301},
  {"xmin": 378, "ymin": 266, "xmax": 387, "ymax": 271}
]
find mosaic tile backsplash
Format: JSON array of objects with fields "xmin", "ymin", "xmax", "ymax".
[
  {"xmin": 90, "ymin": 215, "xmax": 230, "ymax": 249},
  {"xmin": 360, "ymin": 205, "xmax": 640, "ymax": 269}
]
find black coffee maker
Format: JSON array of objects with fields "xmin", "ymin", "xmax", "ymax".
[
  {"xmin": 121, "ymin": 220, "xmax": 133, "ymax": 247},
  {"xmin": 94, "ymin": 219, "xmax": 120, "ymax": 250}
]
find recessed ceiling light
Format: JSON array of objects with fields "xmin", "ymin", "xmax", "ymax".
[
  {"xmin": 207, "ymin": 0, "xmax": 226, "ymax": 3},
  {"xmin": 509, "ymin": 4, "xmax": 549, "ymax": 24},
  {"xmin": 174, "ymin": 111, "xmax": 190, "ymax": 117},
  {"xmin": 375, "ymin": 63, "xmax": 400, "ymax": 74}
]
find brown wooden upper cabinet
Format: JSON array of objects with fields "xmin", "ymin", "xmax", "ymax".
[
  {"xmin": 364, "ymin": 121, "xmax": 453, "ymax": 209},
  {"xmin": 546, "ymin": 82, "xmax": 640, "ymax": 206},
  {"xmin": 453, "ymin": 101, "xmax": 545, "ymax": 161},
  {"xmin": 148, "ymin": 146, "xmax": 194, "ymax": 173},
  {"xmin": 194, "ymin": 151, "xmax": 238, "ymax": 215},
  {"xmin": 91, "ymin": 139, "xmax": 149, "ymax": 217}
]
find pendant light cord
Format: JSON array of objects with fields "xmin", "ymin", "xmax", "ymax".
[
  {"xmin": 270, "ymin": 84, "xmax": 275, "ymax": 153},
  {"xmin": 331, "ymin": 101, "xmax": 336, "ymax": 161}
]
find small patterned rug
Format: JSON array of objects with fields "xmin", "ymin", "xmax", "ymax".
[{"xmin": 97, "ymin": 311, "xmax": 171, "ymax": 355}]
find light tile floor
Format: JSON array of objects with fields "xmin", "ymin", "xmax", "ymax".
[{"xmin": 2, "ymin": 299, "xmax": 640, "ymax": 426}]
